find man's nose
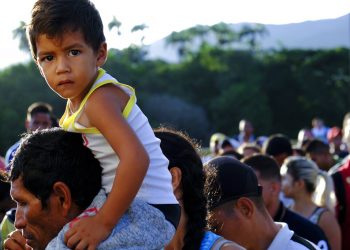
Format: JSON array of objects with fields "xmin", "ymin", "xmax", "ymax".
[{"xmin": 14, "ymin": 209, "xmax": 26, "ymax": 229}]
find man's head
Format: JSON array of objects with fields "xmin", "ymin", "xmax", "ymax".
[
  {"xmin": 304, "ymin": 139, "xmax": 332, "ymax": 171},
  {"xmin": 26, "ymin": 102, "xmax": 53, "ymax": 132},
  {"xmin": 7, "ymin": 128, "xmax": 101, "ymax": 250},
  {"xmin": 242, "ymin": 154, "xmax": 281, "ymax": 216},
  {"xmin": 27, "ymin": 0, "xmax": 105, "ymax": 61},
  {"xmin": 262, "ymin": 134, "xmax": 293, "ymax": 167},
  {"xmin": 204, "ymin": 156, "xmax": 269, "ymax": 248}
]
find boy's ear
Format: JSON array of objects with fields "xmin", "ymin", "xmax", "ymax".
[{"xmin": 96, "ymin": 42, "xmax": 108, "ymax": 67}]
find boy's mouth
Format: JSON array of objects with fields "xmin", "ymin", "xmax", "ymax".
[{"xmin": 58, "ymin": 80, "xmax": 73, "ymax": 86}]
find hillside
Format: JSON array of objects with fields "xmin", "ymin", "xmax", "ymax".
[{"xmin": 146, "ymin": 13, "xmax": 350, "ymax": 62}]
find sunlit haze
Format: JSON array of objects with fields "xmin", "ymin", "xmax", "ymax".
[{"xmin": 1, "ymin": 0, "xmax": 349, "ymax": 69}]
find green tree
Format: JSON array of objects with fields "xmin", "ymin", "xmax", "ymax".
[
  {"xmin": 238, "ymin": 24, "xmax": 268, "ymax": 50},
  {"xmin": 108, "ymin": 16, "xmax": 122, "ymax": 36},
  {"xmin": 13, "ymin": 21, "xmax": 30, "ymax": 53},
  {"xmin": 131, "ymin": 23, "xmax": 149, "ymax": 45}
]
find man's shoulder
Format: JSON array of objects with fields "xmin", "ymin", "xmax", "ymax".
[{"xmin": 269, "ymin": 223, "xmax": 320, "ymax": 250}]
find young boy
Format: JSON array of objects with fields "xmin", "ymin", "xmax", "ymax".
[{"xmin": 26, "ymin": 0, "xmax": 179, "ymax": 249}]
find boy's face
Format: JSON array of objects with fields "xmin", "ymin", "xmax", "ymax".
[{"xmin": 35, "ymin": 31, "xmax": 107, "ymax": 104}]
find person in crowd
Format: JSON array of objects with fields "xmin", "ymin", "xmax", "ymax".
[
  {"xmin": 311, "ymin": 118, "xmax": 329, "ymax": 144},
  {"xmin": 3, "ymin": 128, "xmax": 173, "ymax": 250},
  {"xmin": 327, "ymin": 127, "xmax": 348, "ymax": 162},
  {"xmin": 297, "ymin": 128, "xmax": 314, "ymax": 149},
  {"xmin": 329, "ymin": 112, "xmax": 350, "ymax": 250},
  {"xmin": 27, "ymin": 0, "xmax": 178, "ymax": 248},
  {"xmin": 237, "ymin": 143, "xmax": 261, "ymax": 158},
  {"xmin": 155, "ymin": 127, "xmax": 244, "ymax": 250},
  {"xmin": 242, "ymin": 154, "xmax": 329, "ymax": 250},
  {"xmin": 203, "ymin": 156, "xmax": 320, "ymax": 250},
  {"xmin": 262, "ymin": 133, "xmax": 293, "ymax": 167},
  {"xmin": 218, "ymin": 139, "xmax": 243, "ymax": 160},
  {"xmin": 4, "ymin": 102, "xmax": 54, "ymax": 167},
  {"xmin": 341, "ymin": 113, "xmax": 350, "ymax": 152},
  {"xmin": 233, "ymin": 119, "xmax": 255, "ymax": 146},
  {"xmin": 281, "ymin": 156, "xmax": 341, "ymax": 250},
  {"xmin": 304, "ymin": 139, "xmax": 334, "ymax": 171}
]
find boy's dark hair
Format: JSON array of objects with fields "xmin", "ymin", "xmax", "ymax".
[
  {"xmin": 242, "ymin": 154, "xmax": 281, "ymax": 182},
  {"xmin": 27, "ymin": 0, "xmax": 105, "ymax": 60},
  {"xmin": 154, "ymin": 127, "xmax": 206, "ymax": 250},
  {"xmin": 8, "ymin": 128, "xmax": 101, "ymax": 209},
  {"xmin": 26, "ymin": 102, "xmax": 52, "ymax": 120}
]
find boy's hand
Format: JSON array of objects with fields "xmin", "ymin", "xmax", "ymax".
[
  {"xmin": 3, "ymin": 230, "xmax": 32, "ymax": 250},
  {"xmin": 64, "ymin": 215, "xmax": 111, "ymax": 250}
]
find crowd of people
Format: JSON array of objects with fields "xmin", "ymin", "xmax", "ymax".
[
  {"xmin": 0, "ymin": 0, "xmax": 349, "ymax": 249},
  {"xmin": 207, "ymin": 114, "xmax": 350, "ymax": 250}
]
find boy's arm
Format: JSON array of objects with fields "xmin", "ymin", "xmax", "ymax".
[{"xmin": 64, "ymin": 85, "xmax": 149, "ymax": 249}]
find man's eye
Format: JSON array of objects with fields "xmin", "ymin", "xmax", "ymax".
[{"xmin": 69, "ymin": 50, "xmax": 81, "ymax": 56}]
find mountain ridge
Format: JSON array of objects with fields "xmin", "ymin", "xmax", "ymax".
[{"xmin": 146, "ymin": 13, "xmax": 350, "ymax": 62}]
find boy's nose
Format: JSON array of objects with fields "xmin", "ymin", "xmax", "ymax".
[{"xmin": 56, "ymin": 57, "xmax": 70, "ymax": 74}]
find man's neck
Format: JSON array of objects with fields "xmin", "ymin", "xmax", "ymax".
[{"xmin": 247, "ymin": 213, "xmax": 280, "ymax": 250}]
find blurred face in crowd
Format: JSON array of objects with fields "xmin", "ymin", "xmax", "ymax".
[
  {"xmin": 26, "ymin": 112, "xmax": 52, "ymax": 132},
  {"xmin": 281, "ymin": 173, "xmax": 298, "ymax": 199},
  {"xmin": 344, "ymin": 117, "xmax": 350, "ymax": 147}
]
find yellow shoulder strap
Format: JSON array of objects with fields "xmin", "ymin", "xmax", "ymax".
[{"xmin": 60, "ymin": 69, "xmax": 136, "ymax": 134}]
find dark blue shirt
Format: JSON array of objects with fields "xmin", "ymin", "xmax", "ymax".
[{"xmin": 274, "ymin": 202, "xmax": 329, "ymax": 250}]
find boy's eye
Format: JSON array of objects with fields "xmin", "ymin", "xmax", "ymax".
[
  {"xmin": 42, "ymin": 55, "xmax": 53, "ymax": 62},
  {"xmin": 69, "ymin": 50, "xmax": 81, "ymax": 56}
]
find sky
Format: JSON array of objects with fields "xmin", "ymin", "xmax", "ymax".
[{"xmin": 1, "ymin": 0, "xmax": 349, "ymax": 69}]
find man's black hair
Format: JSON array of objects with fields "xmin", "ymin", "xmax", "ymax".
[
  {"xmin": 8, "ymin": 128, "xmax": 101, "ymax": 209},
  {"xmin": 242, "ymin": 154, "xmax": 281, "ymax": 182},
  {"xmin": 262, "ymin": 134, "xmax": 293, "ymax": 157}
]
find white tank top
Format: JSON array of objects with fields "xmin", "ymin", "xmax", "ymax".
[{"xmin": 60, "ymin": 68, "xmax": 177, "ymax": 204}]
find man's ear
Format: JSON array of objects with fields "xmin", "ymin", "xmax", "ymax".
[
  {"xmin": 96, "ymin": 42, "xmax": 108, "ymax": 67},
  {"xmin": 169, "ymin": 167, "xmax": 182, "ymax": 200},
  {"xmin": 236, "ymin": 197, "xmax": 255, "ymax": 219},
  {"xmin": 51, "ymin": 182, "xmax": 72, "ymax": 217}
]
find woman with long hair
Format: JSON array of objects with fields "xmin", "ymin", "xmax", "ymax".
[{"xmin": 155, "ymin": 127, "xmax": 244, "ymax": 250}]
